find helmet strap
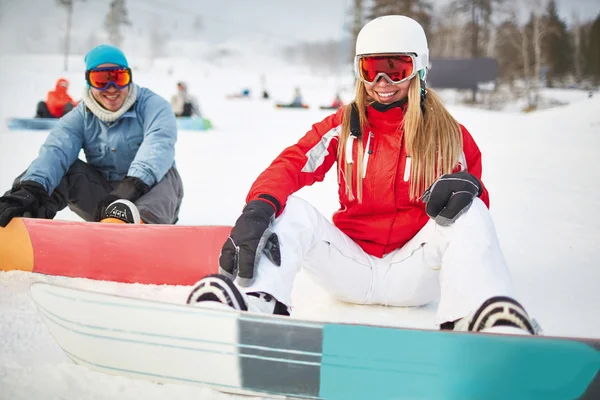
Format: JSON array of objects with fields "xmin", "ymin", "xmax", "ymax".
[
  {"xmin": 350, "ymin": 103, "xmax": 362, "ymax": 138},
  {"xmin": 420, "ymin": 78, "xmax": 428, "ymax": 114}
]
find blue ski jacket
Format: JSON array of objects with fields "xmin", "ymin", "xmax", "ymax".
[{"xmin": 21, "ymin": 85, "xmax": 177, "ymax": 192}]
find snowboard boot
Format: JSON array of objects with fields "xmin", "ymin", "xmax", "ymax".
[
  {"xmin": 443, "ymin": 296, "xmax": 541, "ymax": 335},
  {"xmin": 187, "ymin": 274, "xmax": 290, "ymax": 315},
  {"xmin": 100, "ymin": 199, "xmax": 142, "ymax": 224}
]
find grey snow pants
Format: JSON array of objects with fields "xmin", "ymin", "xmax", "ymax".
[{"xmin": 13, "ymin": 160, "xmax": 184, "ymax": 224}]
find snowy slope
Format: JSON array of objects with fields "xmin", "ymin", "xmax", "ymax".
[{"xmin": 1, "ymin": 53, "xmax": 599, "ymax": 400}]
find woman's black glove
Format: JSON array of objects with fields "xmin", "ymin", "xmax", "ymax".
[
  {"xmin": 93, "ymin": 176, "xmax": 149, "ymax": 221},
  {"xmin": 219, "ymin": 199, "xmax": 281, "ymax": 287},
  {"xmin": 422, "ymin": 172, "xmax": 482, "ymax": 226},
  {"xmin": 0, "ymin": 181, "xmax": 50, "ymax": 227}
]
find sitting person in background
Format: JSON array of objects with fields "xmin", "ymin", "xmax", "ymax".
[
  {"xmin": 290, "ymin": 87, "xmax": 304, "ymax": 107},
  {"xmin": 260, "ymin": 73, "xmax": 270, "ymax": 99},
  {"xmin": 226, "ymin": 88, "xmax": 251, "ymax": 99},
  {"xmin": 171, "ymin": 82, "xmax": 201, "ymax": 117},
  {"xmin": 331, "ymin": 92, "xmax": 343, "ymax": 108},
  {"xmin": 36, "ymin": 78, "xmax": 78, "ymax": 118}
]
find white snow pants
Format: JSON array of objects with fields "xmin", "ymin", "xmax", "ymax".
[{"xmin": 242, "ymin": 196, "xmax": 514, "ymax": 325}]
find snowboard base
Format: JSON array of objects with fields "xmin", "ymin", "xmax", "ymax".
[
  {"xmin": 6, "ymin": 117, "xmax": 58, "ymax": 130},
  {"xmin": 31, "ymin": 282, "xmax": 600, "ymax": 400}
]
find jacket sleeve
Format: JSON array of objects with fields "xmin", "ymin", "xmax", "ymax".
[
  {"xmin": 20, "ymin": 105, "xmax": 85, "ymax": 193},
  {"xmin": 460, "ymin": 125, "xmax": 490, "ymax": 207},
  {"xmin": 246, "ymin": 109, "xmax": 343, "ymax": 215},
  {"xmin": 128, "ymin": 92, "xmax": 177, "ymax": 187}
]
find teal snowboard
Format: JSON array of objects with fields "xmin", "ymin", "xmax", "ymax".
[{"xmin": 30, "ymin": 282, "xmax": 600, "ymax": 399}]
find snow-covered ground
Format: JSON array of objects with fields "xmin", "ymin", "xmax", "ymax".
[{"xmin": 1, "ymin": 53, "xmax": 599, "ymax": 400}]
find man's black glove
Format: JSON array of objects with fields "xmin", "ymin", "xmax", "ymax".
[
  {"xmin": 93, "ymin": 176, "xmax": 149, "ymax": 221},
  {"xmin": 219, "ymin": 199, "xmax": 281, "ymax": 287},
  {"xmin": 0, "ymin": 181, "xmax": 50, "ymax": 227},
  {"xmin": 421, "ymin": 172, "xmax": 482, "ymax": 227}
]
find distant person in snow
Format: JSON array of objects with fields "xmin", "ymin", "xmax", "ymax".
[
  {"xmin": 260, "ymin": 73, "xmax": 270, "ymax": 99},
  {"xmin": 330, "ymin": 92, "xmax": 343, "ymax": 108},
  {"xmin": 226, "ymin": 88, "xmax": 251, "ymax": 99},
  {"xmin": 290, "ymin": 87, "xmax": 304, "ymax": 106},
  {"xmin": 171, "ymin": 82, "xmax": 201, "ymax": 117},
  {"xmin": 0, "ymin": 44, "xmax": 183, "ymax": 228},
  {"xmin": 36, "ymin": 78, "xmax": 78, "ymax": 118},
  {"xmin": 188, "ymin": 16, "xmax": 540, "ymax": 336}
]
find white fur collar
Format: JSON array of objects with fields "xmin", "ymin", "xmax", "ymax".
[{"xmin": 82, "ymin": 84, "xmax": 138, "ymax": 122}]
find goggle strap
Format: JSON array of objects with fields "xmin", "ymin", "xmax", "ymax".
[{"xmin": 420, "ymin": 79, "xmax": 428, "ymax": 114}]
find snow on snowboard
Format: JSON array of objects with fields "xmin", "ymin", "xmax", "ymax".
[{"xmin": 30, "ymin": 282, "xmax": 600, "ymax": 400}]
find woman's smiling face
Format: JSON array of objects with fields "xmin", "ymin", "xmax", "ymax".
[{"xmin": 365, "ymin": 75, "xmax": 412, "ymax": 104}]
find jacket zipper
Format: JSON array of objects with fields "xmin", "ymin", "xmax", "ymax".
[{"xmin": 362, "ymin": 131, "xmax": 374, "ymax": 177}]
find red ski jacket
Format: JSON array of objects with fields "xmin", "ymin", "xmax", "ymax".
[
  {"xmin": 247, "ymin": 105, "xmax": 489, "ymax": 258},
  {"xmin": 47, "ymin": 78, "xmax": 76, "ymax": 118}
]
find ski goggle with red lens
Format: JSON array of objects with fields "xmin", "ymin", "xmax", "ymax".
[
  {"xmin": 85, "ymin": 67, "xmax": 132, "ymax": 91},
  {"xmin": 355, "ymin": 54, "xmax": 417, "ymax": 85}
]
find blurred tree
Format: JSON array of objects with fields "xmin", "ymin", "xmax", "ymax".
[
  {"xmin": 193, "ymin": 15, "xmax": 203, "ymax": 35},
  {"xmin": 521, "ymin": 1, "xmax": 551, "ymax": 90},
  {"xmin": 149, "ymin": 16, "xmax": 168, "ymax": 63},
  {"xmin": 368, "ymin": 0, "xmax": 433, "ymax": 38},
  {"xmin": 495, "ymin": 19, "xmax": 523, "ymax": 82},
  {"xmin": 495, "ymin": 3, "xmax": 540, "ymax": 107},
  {"xmin": 585, "ymin": 14, "xmax": 600, "ymax": 84},
  {"xmin": 350, "ymin": 0, "xmax": 364, "ymax": 61},
  {"xmin": 56, "ymin": 0, "xmax": 85, "ymax": 71},
  {"xmin": 451, "ymin": 0, "xmax": 505, "ymax": 101},
  {"xmin": 104, "ymin": 0, "xmax": 132, "ymax": 48},
  {"xmin": 451, "ymin": 0, "xmax": 505, "ymax": 58},
  {"xmin": 542, "ymin": 0, "xmax": 572, "ymax": 86},
  {"xmin": 429, "ymin": 5, "xmax": 469, "ymax": 58},
  {"xmin": 571, "ymin": 12, "xmax": 584, "ymax": 83}
]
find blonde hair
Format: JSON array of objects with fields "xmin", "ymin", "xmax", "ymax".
[{"xmin": 337, "ymin": 77, "xmax": 463, "ymax": 202}]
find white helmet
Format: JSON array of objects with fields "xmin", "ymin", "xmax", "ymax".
[{"xmin": 355, "ymin": 15, "xmax": 429, "ymax": 77}]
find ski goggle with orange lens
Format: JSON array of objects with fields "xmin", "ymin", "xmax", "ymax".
[
  {"xmin": 85, "ymin": 67, "xmax": 132, "ymax": 90},
  {"xmin": 355, "ymin": 54, "xmax": 417, "ymax": 85}
]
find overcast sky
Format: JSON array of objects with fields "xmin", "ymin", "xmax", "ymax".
[{"xmin": 1, "ymin": 0, "xmax": 599, "ymax": 49}]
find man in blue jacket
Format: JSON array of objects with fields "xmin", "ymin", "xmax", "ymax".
[{"xmin": 0, "ymin": 45, "xmax": 183, "ymax": 226}]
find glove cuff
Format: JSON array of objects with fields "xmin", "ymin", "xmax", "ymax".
[
  {"xmin": 125, "ymin": 176, "xmax": 150, "ymax": 196},
  {"xmin": 16, "ymin": 180, "xmax": 50, "ymax": 204},
  {"xmin": 466, "ymin": 173, "xmax": 483, "ymax": 197},
  {"xmin": 112, "ymin": 176, "xmax": 150, "ymax": 202},
  {"xmin": 245, "ymin": 199, "xmax": 277, "ymax": 219},
  {"xmin": 256, "ymin": 194, "xmax": 281, "ymax": 215}
]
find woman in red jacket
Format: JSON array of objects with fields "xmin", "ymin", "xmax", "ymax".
[
  {"xmin": 36, "ymin": 78, "xmax": 77, "ymax": 118},
  {"xmin": 189, "ymin": 16, "xmax": 538, "ymax": 335}
]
